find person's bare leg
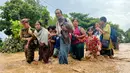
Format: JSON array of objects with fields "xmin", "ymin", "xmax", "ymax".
[{"xmin": 85, "ymin": 51, "xmax": 91, "ymax": 59}]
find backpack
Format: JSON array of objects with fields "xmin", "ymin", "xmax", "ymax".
[
  {"xmin": 100, "ymin": 26, "xmax": 118, "ymax": 49},
  {"xmin": 110, "ymin": 27, "xmax": 117, "ymax": 43}
]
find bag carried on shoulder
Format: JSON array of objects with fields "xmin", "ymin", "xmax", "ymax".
[
  {"xmin": 101, "ymin": 39, "xmax": 110, "ymax": 48},
  {"xmin": 71, "ymin": 33, "xmax": 77, "ymax": 41},
  {"xmin": 100, "ymin": 34, "xmax": 110, "ymax": 49}
]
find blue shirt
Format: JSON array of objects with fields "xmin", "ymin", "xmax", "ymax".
[{"xmin": 52, "ymin": 36, "xmax": 60, "ymax": 50}]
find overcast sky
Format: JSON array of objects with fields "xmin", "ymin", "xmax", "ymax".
[
  {"xmin": 0, "ymin": 0, "xmax": 130, "ymax": 40},
  {"xmin": 41, "ymin": 0, "xmax": 130, "ymax": 31}
]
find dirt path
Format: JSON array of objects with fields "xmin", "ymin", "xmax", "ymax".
[{"xmin": 0, "ymin": 43, "xmax": 130, "ymax": 73}]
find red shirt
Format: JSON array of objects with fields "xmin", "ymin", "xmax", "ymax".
[{"xmin": 86, "ymin": 35, "xmax": 100, "ymax": 53}]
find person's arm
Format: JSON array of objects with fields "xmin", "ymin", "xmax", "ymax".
[
  {"xmin": 20, "ymin": 31, "xmax": 31, "ymax": 41},
  {"xmin": 24, "ymin": 37, "xmax": 33, "ymax": 49},
  {"xmin": 48, "ymin": 33, "xmax": 56, "ymax": 39},
  {"xmin": 51, "ymin": 40, "xmax": 55, "ymax": 43},
  {"xmin": 96, "ymin": 27, "xmax": 105, "ymax": 34},
  {"xmin": 97, "ymin": 24, "xmax": 110, "ymax": 35},
  {"xmin": 20, "ymin": 31, "xmax": 32, "ymax": 49},
  {"xmin": 76, "ymin": 27, "xmax": 86, "ymax": 39},
  {"xmin": 24, "ymin": 29, "xmax": 35, "ymax": 47},
  {"xmin": 51, "ymin": 36, "xmax": 56, "ymax": 43}
]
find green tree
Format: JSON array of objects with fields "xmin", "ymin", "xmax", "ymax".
[
  {"xmin": 0, "ymin": 0, "xmax": 50, "ymax": 53},
  {"xmin": 47, "ymin": 14, "xmax": 68, "ymax": 27},
  {"xmin": 124, "ymin": 28, "xmax": 130, "ymax": 43},
  {"xmin": 0, "ymin": 20, "xmax": 24, "ymax": 53},
  {"xmin": 63, "ymin": 14, "xmax": 69, "ymax": 18},
  {"xmin": 0, "ymin": 38, "xmax": 2, "ymax": 49},
  {"xmin": 108, "ymin": 22, "xmax": 125, "ymax": 43},
  {"xmin": 0, "ymin": 0, "xmax": 50, "ymax": 35},
  {"xmin": 10, "ymin": 20, "xmax": 23, "ymax": 38},
  {"xmin": 69, "ymin": 12, "xmax": 99, "ymax": 30},
  {"xmin": 48, "ymin": 16, "xmax": 57, "ymax": 26}
]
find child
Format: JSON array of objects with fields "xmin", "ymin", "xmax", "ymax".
[
  {"xmin": 94, "ymin": 23, "xmax": 101, "ymax": 40},
  {"xmin": 48, "ymin": 26, "xmax": 57, "ymax": 57},
  {"xmin": 53, "ymin": 34, "xmax": 60, "ymax": 58},
  {"xmin": 85, "ymin": 27, "xmax": 101, "ymax": 59},
  {"xmin": 51, "ymin": 26, "xmax": 60, "ymax": 58}
]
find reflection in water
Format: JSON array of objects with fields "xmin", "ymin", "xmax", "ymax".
[{"xmin": 0, "ymin": 43, "xmax": 130, "ymax": 73}]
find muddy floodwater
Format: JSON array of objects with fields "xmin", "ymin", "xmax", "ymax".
[{"xmin": 0, "ymin": 43, "xmax": 130, "ymax": 73}]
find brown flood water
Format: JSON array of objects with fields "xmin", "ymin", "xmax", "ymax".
[{"xmin": 0, "ymin": 43, "xmax": 130, "ymax": 73}]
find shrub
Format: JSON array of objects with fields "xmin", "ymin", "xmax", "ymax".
[
  {"xmin": 0, "ymin": 20, "xmax": 24, "ymax": 53},
  {"xmin": 0, "ymin": 38, "xmax": 24, "ymax": 53}
]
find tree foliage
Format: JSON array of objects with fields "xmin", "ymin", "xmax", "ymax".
[
  {"xmin": 10, "ymin": 20, "xmax": 23, "ymax": 38},
  {"xmin": 124, "ymin": 28, "xmax": 130, "ymax": 43},
  {"xmin": 0, "ymin": 20, "xmax": 24, "ymax": 53},
  {"xmin": 0, "ymin": 38, "xmax": 2, "ymax": 49},
  {"xmin": 0, "ymin": 0, "xmax": 50, "ymax": 35},
  {"xmin": 0, "ymin": 0, "xmax": 50, "ymax": 53},
  {"xmin": 0, "ymin": 37, "xmax": 24, "ymax": 53},
  {"xmin": 69, "ymin": 12, "xmax": 99, "ymax": 30},
  {"xmin": 48, "ymin": 16, "xmax": 57, "ymax": 26}
]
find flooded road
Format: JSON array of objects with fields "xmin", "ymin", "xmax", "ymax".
[{"xmin": 0, "ymin": 43, "xmax": 130, "ymax": 73}]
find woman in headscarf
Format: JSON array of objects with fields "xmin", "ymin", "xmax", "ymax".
[
  {"xmin": 20, "ymin": 18, "xmax": 38, "ymax": 64},
  {"xmin": 34, "ymin": 21, "xmax": 50, "ymax": 64}
]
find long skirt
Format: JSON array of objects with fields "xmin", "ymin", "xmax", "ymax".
[
  {"xmin": 48, "ymin": 40, "xmax": 54, "ymax": 57},
  {"xmin": 39, "ymin": 44, "xmax": 50, "ymax": 63},
  {"xmin": 59, "ymin": 38, "xmax": 70, "ymax": 64},
  {"xmin": 71, "ymin": 43, "xmax": 84, "ymax": 60}
]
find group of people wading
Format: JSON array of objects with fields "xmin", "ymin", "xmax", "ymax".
[{"xmin": 20, "ymin": 9, "xmax": 118, "ymax": 64}]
